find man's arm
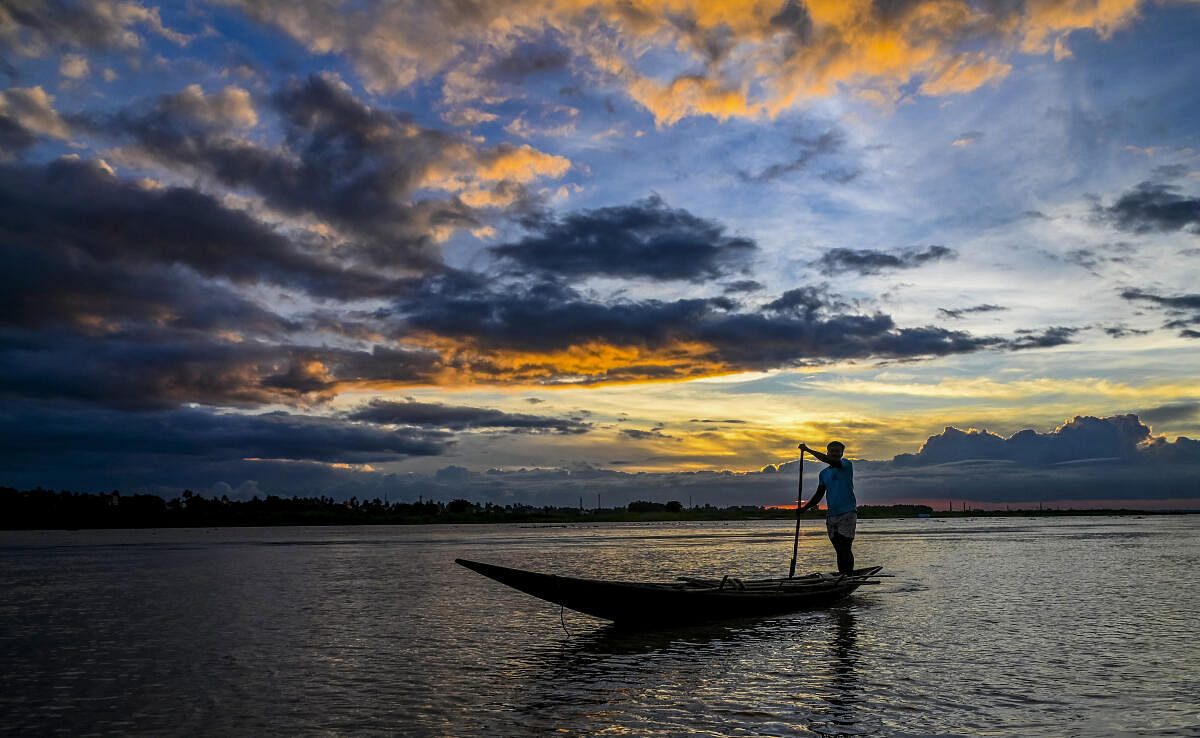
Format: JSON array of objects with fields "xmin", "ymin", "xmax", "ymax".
[
  {"xmin": 798, "ymin": 443, "xmax": 843, "ymax": 468},
  {"xmin": 799, "ymin": 483, "xmax": 826, "ymax": 512}
]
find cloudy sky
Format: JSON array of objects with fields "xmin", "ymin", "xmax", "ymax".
[{"xmin": 2, "ymin": 0, "xmax": 1198, "ymax": 507}]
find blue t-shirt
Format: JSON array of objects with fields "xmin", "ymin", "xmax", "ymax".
[{"xmin": 819, "ymin": 459, "xmax": 856, "ymax": 516}]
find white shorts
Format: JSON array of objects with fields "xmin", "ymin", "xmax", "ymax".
[{"xmin": 826, "ymin": 511, "xmax": 857, "ymax": 539}]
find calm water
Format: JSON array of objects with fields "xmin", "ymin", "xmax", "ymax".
[{"xmin": 1, "ymin": 516, "xmax": 1197, "ymax": 736}]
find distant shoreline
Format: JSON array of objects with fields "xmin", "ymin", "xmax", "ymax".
[{"xmin": 3, "ymin": 486, "xmax": 1194, "ymax": 531}]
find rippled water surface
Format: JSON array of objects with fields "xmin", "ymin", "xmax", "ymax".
[{"xmin": 2, "ymin": 516, "xmax": 1197, "ymax": 736}]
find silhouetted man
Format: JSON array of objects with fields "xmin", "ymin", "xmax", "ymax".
[{"xmin": 798, "ymin": 441, "xmax": 857, "ymax": 575}]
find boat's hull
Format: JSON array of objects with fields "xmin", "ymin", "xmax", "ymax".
[{"xmin": 456, "ymin": 559, "xmax": 881, "ymax": 624}]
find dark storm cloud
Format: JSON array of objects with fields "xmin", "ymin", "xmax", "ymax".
[
  {"xmin": 0, "ymin": 252, "xmax": 295, "ymax": 337},
  {"xmin": 763, "ymin": 286, "xmax": 854, "ymax": 317},
  {"xmin": 393, "ymin": 277, "xmax": 727, "ymax": 354},
  {"xmin": 0, "ymin": 190, "xmax": 299, "ymax": 344},
  {"xmin": 0, "ymin": 152, "xmax": 1085, "ymax": 400},
  {"xmin": 0, "ymin": 325, "xmax": 443, "ymax": 410},
  {"xmin": 1120, "ymin": 288, "xmax": 1200, "ymax": 311},
  {"xmin": 1164, "ymin": 321, "xmax": 1200, "ymax": 338},
  {"xmin": 1008, "ymin": 326, "xmax": 1078, "ymax": 350},
  {"xmin": 667, "ymin": 13, "xmax": 738, "ymax": 65},
  {"xmin": 0, "ymin": 0, "xmax": 186, "ymax": 54},
  {"xmin": 1150, "ymin": 164, "xmax": 1189, "ymax": 181},
  {"xmin": 1096, "ymin": 181, "xmax": 1200, "ymax": 233},
  {"xmin": 0, "ymin": 330, "xmax": 297, "ymax": 410},
  {"xmin": 864, "ymin": 458, "xmax": 1200, "ymax": 507},
  {"xmin": 268, "ymin": 74, "xmax": 479, "ymax": 256},
  {"xmin": 0, "ymin": 156, "xmax": 457, "ymax": 411},
  {"xmin": 1061, "ymin": 243, "xmax": 1134, "ymax": 273},
  {"xmin": 392, "ymin": 276, "xmax": 1014, "ymax": 382},
  {"xmin": 314, "ymin": 344, "xmax": 445, "ymax": 386},
  {"xmin": 1139, "ymin": 435, "xmax": 1200, "ymax": 464},
  {"xmin": 1137, "ymin": 402, "xmax": 1200, "ymax": 426},
  {"xmin": 0, "ymin": 402, "xmax": 448, "ymax": 484},
  {"xmin": 0, "ymin": 86, "xmax": 72, "ymax": 156},
  {"xmin": 937, "ymin": 304, "xmax": 1007, "ymax": 320},
  {"xmin": 770, "ymin": 0, "xmax": 814, "ymax": 40},
  {"xmin": 724, "ymin": 280, "xmax": 764, "ymax": 294},
  {"xmin": 737, "ymin": 130, "xmax": 842, "ymax": 183},
  {"xmin": 870, "ymin": 0, "xmax": 927, "ymax": 25},
  {"xmin": 487, "ymin": 39, "xmax": 572, "ymax": 83},
  {"xmin": 619, "ymin": 428, "xmax": 675, "ymax": 440},
  {"xmin": 891, "ymin": 414, "xmax": 1154, "ymax": 466},
  {"xmin": 1101, "ymin": 324, "xmax": 1151, "ymax": 338},
  {"xmin": 0, "ymin": 114, "xmax": 37, "ymax": 156},
  {"xmin": 818, "ymin": 245, "xmax": 955, "ymax": 275},
  {"xmin": 348, "ymin": 399, "xmax": 591, "ymax": 433},
  {"xmin": 87, "ymin": 74, "xmax": 484, "ymax": 268},
  {"xmin": 1120, "ymin": 288, "xmax": 1200, "ymax": 337},
  {"xmin": 0, "ymin": 157, "xmax": 393, "ymax": 300},
  {"xmin": 489, "ymin": 195, "xmax": 755, "ymax": 281}
]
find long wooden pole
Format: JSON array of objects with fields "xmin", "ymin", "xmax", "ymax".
[{"xmin": 789, "ymin": 449, "xmax": 804, "ymax": 578}]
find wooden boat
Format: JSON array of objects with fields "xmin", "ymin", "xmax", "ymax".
[{"xmin": 456, "ymin": 558, "xmax": 883, "ymax": 625}]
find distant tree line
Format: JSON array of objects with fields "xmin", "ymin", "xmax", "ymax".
[
  {"xmin": 2, "ymin": 486, "xmax": 1167, "ymax": 530},
  {"xmin": 5, "ymin": 487, "xmax": 781, "ymax": 528}
]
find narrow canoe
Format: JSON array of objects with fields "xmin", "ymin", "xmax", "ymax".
[{"xmin": 456, "ymin": 558, "xmax": 883, "ymax": 625}]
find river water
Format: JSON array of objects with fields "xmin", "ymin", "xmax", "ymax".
[{"xmin": 1, "ymin": 516, "xmax": 1197, "ymax": 736}]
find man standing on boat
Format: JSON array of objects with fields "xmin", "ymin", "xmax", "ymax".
[{"xmin": 797, "ymin": 441, "xmax": 857, "ymax": 575}]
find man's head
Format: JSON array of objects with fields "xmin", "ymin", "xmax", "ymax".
[{"xmin": 826, "ymin": 441, "xmax": 845, "ymax": 459}]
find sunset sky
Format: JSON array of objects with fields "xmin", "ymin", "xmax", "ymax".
[{"xmin": 2, "ymin": 0, "xmax": 1198, "ymax": 507}]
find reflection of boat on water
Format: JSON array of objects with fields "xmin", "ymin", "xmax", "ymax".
[{"xmin": 456, "ymin": 558, "xmax": 884, "ymax": 625}]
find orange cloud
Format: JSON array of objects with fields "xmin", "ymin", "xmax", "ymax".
[
  {"xmin": 919, "ymin": 53, "xmax": 1012, "ymax": 96},
  {"xmin": 386, "ymin": 334, "xmax": 737, "ymax": 387},
  {"xmin": 419, "ymin": 142, "xmax": 571, "ymax": 208},
  {"xmin": 476, "ymin": 144, "xmax": 572, "ymax": 182},
  {"xmin": 220, "ymin": 0, "xmax": 1156, "ymax": 126},
  {"xmin": 1017, "ymin": 0, "xmax": 1144, "ymax": 55},
  {"xmin": 564, "ymin": 0, "xmax": 1134, "ymax": 122},
  {"xmin": 628, "ymin": 75, "xmax": 763, "ymax": 127}
]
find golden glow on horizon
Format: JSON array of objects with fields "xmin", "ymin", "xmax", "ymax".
[
  {"xmin": 331, "ymin": 355, "xmax": 1200, "ymax": 474},
  {"xmin": 800, "ymin": 375, "xmax": 1200, "ymax": 402}
]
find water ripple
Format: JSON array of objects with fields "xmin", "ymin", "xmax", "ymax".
[{"xmin": 1, "ymin": 517, "xmax": 1197, "ymax": 736}]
